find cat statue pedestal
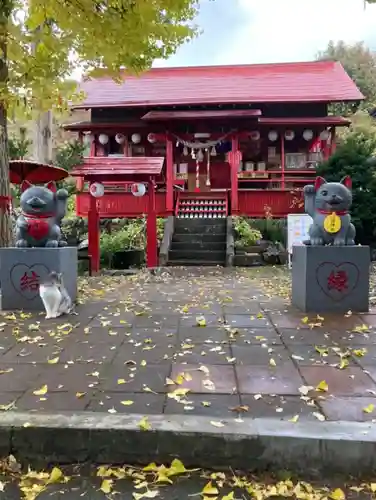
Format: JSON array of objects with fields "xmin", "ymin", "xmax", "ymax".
[
  {"xmin": 291, "ymin": 245, "xmax": 370, "ymax": 313},
  {"xmin": 0, "ymin": 247, "xmax": 77, "ymax": 311}
]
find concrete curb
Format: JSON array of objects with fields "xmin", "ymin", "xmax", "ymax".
[{"xmin": 1, "ymin": 411, "xmax": 376, "ymax": 474}]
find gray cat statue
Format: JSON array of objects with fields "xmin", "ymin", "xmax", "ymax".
[
  {"xmin": 303, "ymin": 175, "xmax": 356, "ymax": 246},
  {"xmin": 15, "ymin": 180, "xmax": 69, "ymax": 248}
]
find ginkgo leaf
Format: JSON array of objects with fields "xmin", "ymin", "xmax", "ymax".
[
  {"xmin": 196, "ymin": 316, "xmax": 206, "ymax": 327},
  {"xmin": 100, "ymin": 479, "xmax": 113, "ymax": 494},
  {"xmin": 47, "ymin": 467, "xmax": 64, "ymax": 484},
  {"xmin": 139, "ymin": 416, "xmax": 151, "ymax": 431},
  {"xmin": 363, "ymin": 404, "xmax": 375, "ymax": 414},
  {"xmin": 222, "ymin": 492, "xmax": 235, "ymax": 500},
  {"xmin": 269, "ymin": 358, "xmax": 276, "ymax": 367},
  {"xmin": 121, "ymin": 400, "xmax": 134, "ymax": 406},
  {"xmin": 76, "ymin": 392, "xmax": 86, "ymax": 399},
  {"xmin": 210, "ymin": 420, "xmax": 225, "ymax": 428},
  {"xmin": 330, "ymin": 488, "xmax": 345, "ymax": 500},
  {"xmin": 33, "ymin": 385, "xmax": 48, "ymax": 396},
  {"xmin": 289, "ymin": 414, "xmax": 299, "ymax": 423},
  {"xmin": 165, "ymin": 377, "xmax": 175, "ymax": 385},
  {"xmin": 315, "ymin": 380, "xmax": 328, "ymax": 392},
  {"xmin": 301, "ymin": 316, "xmax": 309, "ymax": 324},
  {"xmin": 202, "ymin": 481, "xmax": 219, "ymax": 495},
  {"xmin": 47, "ymin": 357, "xmax": 59, "ymax": 364},
  {"xmin": 168, "ymin": 458, "xmax": 188, "ymax": 476},
  {"xmin": 133, "ymin": 490, "xmax": 159, "ymax": 500},
  {"xmin": 117, "ymin": 378, "xmax": 127, "ymax": 385}
]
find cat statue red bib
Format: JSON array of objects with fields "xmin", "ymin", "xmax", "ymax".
[{"xmin": 15, "ymin": 180, "xmax": 69, "ymax": 248}]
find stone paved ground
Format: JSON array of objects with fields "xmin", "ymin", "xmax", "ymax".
[{"xmin": 1, "ymin": 267, "xmax": 376, "ymax": 423}]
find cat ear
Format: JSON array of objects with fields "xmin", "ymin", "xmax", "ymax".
[
  {"xmin": 314, "ymin": 176, "xmax": 327, "ymax": 191},
  {"xmin": 45, "ymin": 181, "xmax": 57, "ymax": 193},
  {"xmin": 21, "ymin": 180, "xmax": 32, "ymax": 192},
  {"xmin": 340, "ymin": 176, "xmax": 352, "ymax": 189}
]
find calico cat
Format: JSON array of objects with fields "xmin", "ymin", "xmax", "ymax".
[{"xmin": 39, "ymin": 271, "xmax": 73, "ymax": 319}]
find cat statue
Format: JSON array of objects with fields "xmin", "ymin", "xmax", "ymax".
[
  {"xmin": 303, "ymin": 175, "xmax": 356, "ymax": 246},
  {"xmin": 15, "ymin": 180, "xmax": 69, "ymax": 248},
  {"xmin": 39, "ymin": 271, "xmax": 73, "ymax": 319}
]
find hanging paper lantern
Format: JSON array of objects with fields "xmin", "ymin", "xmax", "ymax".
[
  {"xmin": 89, "ymin": 182, "xmax": 104, "ymax": 198},
  {"xmin": 268, "ymin": 131, "xmax": 278, "ymax": 142},
  {"xmin": 210, "ymin": 146, "xmax": 217, "ymax": 157},
  {"xmin": 285, "ymin": 130, "xmax": 295, "ymax": 141},
  {"xmin": 98, "ymin": 134, "xmax": 109, "ymax": 145},
  {"xmin": 147, "ymin": 133, "xmax": 157, "ymax": 144},
  {"xmin": 83, "ymin": 133, "xmax": 93, "ymax": 145},
  {"xmin": 191, "ymin": 149, "xmax": 196, "ymax": 159},
  {"xmin": 131, "ymin": 133, "xmax": 141, "ymax": 144},
  {"xmin": 303, "ymin": 129, "xmax": 313, "ymax": 141},
  {"xmin": 183, "ymin": 146, "xmax": 189, "ymax": 156},
  {"xmin": 250, "ymin": 131, "xmax": 260, "ymax": 141},
  {"xmin": 115, "ymin": 133, "xmax": 125, "ymax": 144},
  {"xmin": 320, "ymin": 130, "xmax": 330, "ymax": 140},
  {"xmin": 197, "ymin": 149, "xmax": 204, "ymax": 162},
  {"xmin": 131, "ymin": 183, "xmax": 146, "ymax": 197}
]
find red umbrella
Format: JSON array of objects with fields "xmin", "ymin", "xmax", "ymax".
[{"xmin": 9, "ymin": 160, "xmax": 69, "ymax": 185}]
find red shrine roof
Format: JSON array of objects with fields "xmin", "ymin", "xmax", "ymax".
[{"xmin": 74, "ymin": 61, "xmax": 364, "ymax": 109}]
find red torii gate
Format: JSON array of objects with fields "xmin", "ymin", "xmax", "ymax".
[{"xmin": 71, "ymin": 157, "xmax": 164, "ymax": 273}]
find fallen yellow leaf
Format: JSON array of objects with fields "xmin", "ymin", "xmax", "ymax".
[
  {"xmin": 289, "ymin": 415, "xmax": 299, "ymax": 423},
  {"xmin": 196, "ymin": 315, "xmax": 206, "ymax": 327},
  {"xmin": 48, "ymin": 467, "xmax": 64, "ymax": 484},
  {"xmin": 316, "ymin": 380, "xmax": 328, "ymax": 392},
  {"xmin": 222, "ymin": 492, "xmax": 235, "ymax": 500},
  {"xmin": 210, "ymin": 421, "xmax": 225, "ymax": 428},
  {"xmin": 75, "ymin": 392, "xmax": 86, "ymax": 399},
  {"xmin": 121, "ymin": 400, "xmax": 134, "ymax": 406},
  {"xmin": 202, "ymin": 481, "xmax": 219, "ymax": 495},
  {"xmin": 269, "ymin": 358, "xmax": 276, "ymax": 367},
  {"xmin": 330, "ymin": 488, "xmax": 345, "ymax": 500},
  {"xmin": 33, "ymin": 385, "xmax": 48, "ymax": 396},
  {"xmin": 117, "ymin": 378, "xmax": 127, "ymax": 385},
  {"xmin": 139, "ymin": 416, "xmax": 151, "ymax": 431},
  {"xmin": 47, "ymin": 357, "xmax": 59, "ymax": 364},
  {"xmin": 363, "ymin": 404, "xmax": 374, "ymax": 414},
  {"xmin": 100, "ymin": 479, "xmax": 113, "ymax": 494},
  {"xmin": 301, "ymin": 316, "xmax": 309, "ymax": 324}
]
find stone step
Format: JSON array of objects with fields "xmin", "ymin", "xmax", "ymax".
[
  {"xmin": 169, "ymin": 249, "xmax": 226, "ymax": 261},
  {"xmin": 172, "ymin": 232, "xmax": 226, "ymax": 243},
  {"xmin": 167, "ymin": 260, "xmax": 225, "ymax": 267},
  {"xmin": 174, "ymin": 223, "xmax": 227, "ymax": 235},
  {"xmin": 170, "ymin": 241, "xmax": 226, "ymax": 251}
]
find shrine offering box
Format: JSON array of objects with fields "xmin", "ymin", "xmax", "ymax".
[
  {"xmin": 0, "ymin": 247, "xmax": 77, "ymax": 311},
  {"xmin": 291, "ymin": 245, "xmax": 370, "ymax": 313}
]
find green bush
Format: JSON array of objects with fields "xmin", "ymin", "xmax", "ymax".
[
  {"xmin": 248, "ymin": 218, "xmax": 287, "ymax": 247},
  {"xmin": 233, "ymin": 217, "xmax": 262, "ymax": 248}
]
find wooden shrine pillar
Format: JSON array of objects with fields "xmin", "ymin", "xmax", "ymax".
[
  {"xmin": 166, "ymin": 136, "xmax": 174, "ymax": 214},
  {"xmin": 88, "ymin": 182, "xmax": 100, "ymax": 274},
  {"xmin": 147, "ymin": 178, "xmax": 158, "ymax": 268},
  {"xmin": 230, "ymin": 135, "xmax": 240, "ymax": 214},
  {"xmin": 281, "ymin": 133, "xmax": 285, "ymax": 189}
]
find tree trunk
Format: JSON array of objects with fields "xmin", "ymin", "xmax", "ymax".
[
  {"xmin": 33, "ymin": 110, "xmax": 53, "ymax": 164},
  {"xmin": 0, "ymin": 3, "xmax": 13, "ymax": 247}
]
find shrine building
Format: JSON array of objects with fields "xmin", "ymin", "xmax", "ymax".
[{"xmin": 67, "ymin": 61, "xmax": 363, "ymax": 269}]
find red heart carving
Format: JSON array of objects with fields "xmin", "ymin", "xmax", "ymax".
[
  {"xmin": 10, "ymin": 263, "xmax": 50, "ymax": 301},
  {"xmin": 315, "ymin": 261, "xmax": 360, "ymax": 302}
]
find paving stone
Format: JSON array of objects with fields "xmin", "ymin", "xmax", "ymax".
[
  {"xmin": 0, "ymin": 364, "xmax": 43, "ymax": 391},
  {"xmin": 58, "ymin": 340, "xmax": 121, "ymax": 363},
  {"xmin": 31, "ymin": 363, "xmax": 107, "ymax": 392},
  {"xmin": 286, "ymin": 344, "xmax": 356, "ymax": 367},
  {"xmin": 87, "ymin": 392, "xmax": 165, "ymax": 414},
  {"xmin": 223, "ymin": 304, "xmax": 263, "ymax": 315},
  {"xmin": 174, "ymin": 341, "xmax": 231, "ymax": 365},
  {"xmin": 16, "ymin": 390, "xmax": 89, "ymax": 412},
  {"xmin": 225, "ymin": 328, "xmax": 283, "ymax": 345},
  {"xmin": 230, "ymin": 345, "xmax": 291, "ymax": 365},
  {"xmin": 170, "ymin": 364, "xmax": 237, "ymax": 394},
  {"xmin": 267, "ymin": 311, "xmax": 313, "ymax": 329},
  {"xmin": 0, "ymin": 392, "xmax": 24, "ymax": 409},
  {"xmin": 350, "ymin": 345, "xmax": 376, "ymax": 367},
  {"xmin": 133, "ymin": 314, "xmax": 180, "ymax": 328},
  {"xmin": 113, "ymin": 342, "xmax": 176, "ymax": 364},
  {"xmin": 357, "ymin": 314, "xmax": 376, "ymax": 327},
  {"xmin": 178, "ymin": 326, "xmax": 229, "ymax": 343},
  {"xmin": 164, "ymin": 393, "xmax": 241, "ymax": 417},
  {"xmin": 224, "ymin": 314, "xmax": 270, "ymax": 328},
  {"xmin": 100, "ymin": 364, "xmax": 171, "ymax": 393},
  {"xmin": 236, "ymin": 365, "xmax": 303, "ymax": 395},
  {"xmin": 74, "ymin": 326, "xmax": 132, "ymax": 343},
  {"xmin": 239, "ymin": 395, "xmax": 319, "ymax": 421},
  {"xmin": 278, "ymin": 328, "xmax": 342, "ymax": 345},
  {"xmin": 338, "ymin": 329, "xmax": 376, "ymax": 345},
  {"xmin": 131, "ymin": 327, "xmax": 178, "ymax": 346},
  {"xmin": 1, "ymin": 342, "xmax": 64, "ymax": 363},
  {"xmin": 180, "ymin": 315, "xmax": 222, "ymax": 327},
  {"xmin": 300, "ymin": 366, "xmax": 376, "ymax": 396},
  {"xmin": 89, "ymin": 312, "xmax": 134, "ymax": 327},
  {"xmin": 319, "ymin": 396, "xmax": 376, "ymax": 422}
]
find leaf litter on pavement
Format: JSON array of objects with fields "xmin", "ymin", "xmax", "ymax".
[
  {"xmin": 0, "ymin": 268, "xmax": 375, "ymax": 422},
  {"xmin": 0, "ymin": 455, "xmax": 376, "ymax": 500}
]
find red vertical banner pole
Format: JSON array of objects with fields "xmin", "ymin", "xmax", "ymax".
[
  {"xmin": 281, "ymin": 132, "xmax": 285, "ymax": 190},
  {"xmin": 231, "ymin": 134, "xmax": 240, "ymax": 214},
  {"xmin": 330, "ymin": 127, "xmax": 337, "ymax": 156},
  {"xmin": 88, "ymin": 184, "xmax": 100, "ymax": 274},
  {"xmin": 166, "ymin": 136, "xmax": 174, "ymax": 214},
  {"xmin": 147, "ymin": 178, "xmax": 158, "ymax": 268}
]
